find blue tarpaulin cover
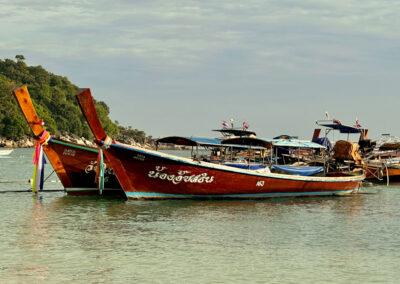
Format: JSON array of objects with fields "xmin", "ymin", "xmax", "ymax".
[
  {"xmin": 312, "ymin": 137, "xmax": 332, "ymax": 151},
  {"xmin": 272, "ymin": 165, "xmax": 323, "ymax": 176},
  {"xmin": 223, "ymin": 163, "xmax": 267, "ymax": 170}
]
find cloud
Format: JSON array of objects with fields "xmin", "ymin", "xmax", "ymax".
[
  {"xmin": 1, "ymin": 0, "xmax": 399, "ymax": 137},
  {"xmin": 2, "ymin": 0, "xmax": 398, "ymax": 66}
]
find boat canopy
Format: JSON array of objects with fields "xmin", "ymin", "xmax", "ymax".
[
  {"xmin": 273, "ymin": 140, "xmax": 326, "ymax": 149},
  {"xmin": 221, "ymin": 137, "xmax": 273, "ymax": 148},
  {"xmin": 155, "ymin": 136, "xmax": 221, "ymax": 146},
  {"xmin": 155, "ymin": 136, "xmax": 267, "ymax": 150},
  {"xmin": 316, "ymin": 120, "xmax": 363, "ymax": 134},
  {"xmin": 213, "ymin": 128, "xmax": 257, "ymax": 137},
  {"xmin": 156, "ymin": 136, "xmax": 325, "ymax": 150},
  {"xmin": 222, "ymin": 137, "xmax": 325, "ymax": 149},
  {"xmin": 273, "ymin": 134, "xmax": 299, "ymax": 140}
]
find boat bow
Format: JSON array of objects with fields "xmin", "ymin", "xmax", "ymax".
[{"xmin": 76, "ymin": 88, "xmax": 133, "ymax": 197}]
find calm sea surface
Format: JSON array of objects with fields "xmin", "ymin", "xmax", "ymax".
[{"xmin": 0, "ymin": 148, "xmax": 399, "ymax": 283}]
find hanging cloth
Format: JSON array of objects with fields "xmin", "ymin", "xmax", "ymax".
[
  {"xmin": 32, "ymin": 129, "xmax": 51, "ymax": 194},
  {"xmin": 95, "ymin": 136, "xmax": 112, "ymax": 194}
]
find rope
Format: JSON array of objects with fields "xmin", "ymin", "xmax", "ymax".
[
  {"xmin": 95, "ymin": 136, "xmax": 112, "ymax": 194},
  {"xmin": 384, "ymin": 163, "xmax": 389, "ymax": 186},
  {"xmin": 0, "ymin": 190, "xmax": 64, "ymax": 194},
  {"xmin": 26, "ymin": 170, "xmax": 57, "ymax": 191}
]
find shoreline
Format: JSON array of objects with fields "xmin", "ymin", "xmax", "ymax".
[{"xmin": 0, "ymin": 135, "xmax": 187, "ymax": 150}]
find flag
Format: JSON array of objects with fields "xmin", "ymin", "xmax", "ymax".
[
  {"xmin": 221, "ymin": 120, "xmax": 229, "ymax": 129},
  {"xmin": 356, "ymin": 118, "xmax": 361, "ymax": 128},
  {"xmin": 243, "ymin": 121, "xmax": 250, "ymax": 130},
  {"xmin": 332, "ymin": 118, "xmax": 341, "ymax": 125}
]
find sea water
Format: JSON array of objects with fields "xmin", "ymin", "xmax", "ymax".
[{"xmin": 0, "ymin": 148, "xmax": 399, "ymax": 283}]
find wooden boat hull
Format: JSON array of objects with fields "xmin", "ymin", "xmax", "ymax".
[
  {"xmin": 44, "ymin": 138, "xmax": 123, "ymax": 196},
  {"xmin": 12, "ymin": 85, "xmax": 123, "ymax": 196},
  {"xmin": 106, "ymin": 142, "xmax": 364, "ymax": 199},
  {"xmin": 75, "ymin": 87, "xmax": 365, "ymax": 200},
  {"xmin": 364, "ymin": 163, "xmax": 400, "ymax": 181}
]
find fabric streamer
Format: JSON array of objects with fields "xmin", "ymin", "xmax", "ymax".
[
  {"xmin": 95, "ymin": 136, "xmax": 112, "ymax": 194},
  {"xmin": 32, "ymin": 130, "xmax": 51, "ymax": 194}
]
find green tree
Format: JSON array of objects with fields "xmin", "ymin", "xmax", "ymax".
[{"xmin": 0, "ymin": 56, "xmax": 148, "ymax": 142}]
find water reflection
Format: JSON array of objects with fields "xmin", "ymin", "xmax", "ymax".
[
  {"xmin": 14, "ymin": 195, "xmax": 51, "ymax": 280},
  {"xmin": 1, "ymin": 182, "xmax": 398, "ymax": 283}
]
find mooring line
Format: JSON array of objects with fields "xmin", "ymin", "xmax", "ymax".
[
  {"xmin": 0, "ymin": 189, "xmax": 65, "ymax": 194},
  {"xmin": 0, "ymin": 170, "xmax": 65, "ymax": 193},
  {"xmin": 25, "ymin": 170, "xmax": 58, "ymax": 191}
]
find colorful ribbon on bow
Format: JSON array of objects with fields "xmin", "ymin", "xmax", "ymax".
[
  {"xmin": 95, "ymin": 136, "xmax": 112, "ymax": 194},
  {"xmin": 32, "ymin": 130, "xmax": 51, "ymax": 194}
]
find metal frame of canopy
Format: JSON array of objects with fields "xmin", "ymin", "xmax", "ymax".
[
  {"xmin": 156, "ymin": 135, "xmax": 328, "ymax": 172},
  {"xmin": 316, "ymin": 119, "xmax": 368, "ymax": 141},
  {"xmin": 156, "ymin": 136, "xmax": 272, "ymax": 168}
]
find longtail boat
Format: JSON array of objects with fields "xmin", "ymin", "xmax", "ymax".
[
  {"xmin": 76, "ymin": 88, "xmax": 365, "ymax": 200},
  {"xmin": 12, "ymin": 86, "xmax": 123, "ymax": 196},
  {"xmin": 314, "ymin": 119, "xmax": 400, "ymax": 182}
]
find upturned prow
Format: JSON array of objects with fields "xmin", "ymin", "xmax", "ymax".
[
  {"xmin": 75, "ymin": 88, "xmax": 107, "ymax": 143},
  {"xmin": 75, "ymin": 88, "xmax": 135, "ymax": 196},
  {"xmin": 12, "ymin": 85, "xmax": 45, "ymax": 137},
  {"xmin": 12, "ymin": 85, "xmax": 73, "ymax": 187}
]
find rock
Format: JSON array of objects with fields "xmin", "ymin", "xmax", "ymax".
[
  {"xmin": 5, "ymin": 140, "xmax": 17, "ymax": 147},
  {"xmin": 16, "ymin": 137, "xmax": 35, "ymax": 147}
]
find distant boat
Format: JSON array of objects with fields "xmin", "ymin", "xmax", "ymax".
[
  {"xmin": 0, "ymin": 149, "xmax": 13, "ymax": 157},
  {"xmin": 76, "ymin": 88, "xmax": 365, "ymax": 200}
]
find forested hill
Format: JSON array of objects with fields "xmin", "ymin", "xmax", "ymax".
[{"xmin": 0, "ymin": 56, "xmax": 147, "ymax": 143}]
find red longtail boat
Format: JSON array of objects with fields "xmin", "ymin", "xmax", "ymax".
[
  {"xmin": 76, "ymin": 88, "xmax": 365, "ymax": 200},
  {"xmin": 12, "ymin": 86, "xmax": 123, "ymax": 196}
]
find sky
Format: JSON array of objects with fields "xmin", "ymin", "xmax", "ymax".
[{"xmin": 1, "ymin": 0, "xmax": 399, "ymax": 140}]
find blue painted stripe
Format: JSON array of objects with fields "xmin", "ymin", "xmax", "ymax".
[{"xmin": 126, "ymin": 189, "xmax": 358, "ymax": 198}]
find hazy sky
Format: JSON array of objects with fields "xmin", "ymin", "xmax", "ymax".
[{"xmin": 1, "ymin": 0, "xmax": 399, "ymax": 140}]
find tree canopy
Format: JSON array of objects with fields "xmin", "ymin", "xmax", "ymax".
[{"xmin": 0, "ymin": 56, "xmax": 146, "ymax": 142}]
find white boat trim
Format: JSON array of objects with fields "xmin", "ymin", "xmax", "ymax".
[{"xmin": 65, "ymin": 187, "xmax": 122, "ymax": 192}]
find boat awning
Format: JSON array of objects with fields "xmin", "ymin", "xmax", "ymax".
[
  {"xmin": 155, "ymin": 136, "xmax": 221, "ymax": 147},
  {"xmin": 221, "ymin": 137, "xmax": 273, "ymax": 148},
  {"xmin": 156, "ymin": 136, "xmax": 268, "ymax": 150},
  {"xmin": 272, "ymin": 165, "xmax": 323, "ymax": 176},
  {"xmin": 273, "ymin": 134, "xmax": 299, "ymax": 140},
  {"xmin": 273, "ymin": 140, "xmax": 326, "ymax": 149},
  {"xmin": 213, "ymin": 128, "xmax": 257, "ymax": 137},
  {"xmin": 221, "ymin": 137, "xmax": 325, "ymax": 149},
  {"xmin": 316, "ymin": 120, "xmax": 363, "ymax": 134}
]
